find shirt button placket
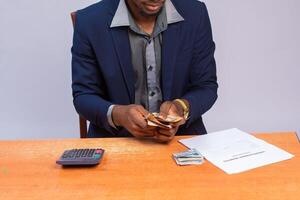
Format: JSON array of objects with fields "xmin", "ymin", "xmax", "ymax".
[{"xmin": 145, "ymin": 38, "xmax": 159, "ymax": 112}]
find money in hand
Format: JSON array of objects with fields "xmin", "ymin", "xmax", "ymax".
[{"xmin": 145, "ymin": 112, "xmax": 183, "ymax": 129}]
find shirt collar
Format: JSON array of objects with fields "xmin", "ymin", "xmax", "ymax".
[{"xmin": 110, "ymin": 0, "xmax": 184, "ymax": 28}]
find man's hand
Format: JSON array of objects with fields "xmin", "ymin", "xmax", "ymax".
[
  {"xmin": 155, "ymin": 100, "xmax": 187, "ymax": 142},
  {"xmin": 112, "ymin": 105, "xmax": 156, "ymax": 138}
]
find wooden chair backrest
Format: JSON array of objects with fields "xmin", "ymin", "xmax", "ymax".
[{"xmin": 71, "ymin": 12, "xmax": 88, "ymax": 138}]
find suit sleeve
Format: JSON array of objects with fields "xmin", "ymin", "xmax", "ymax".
[
  {"xmin": 183, "ymin": 3, "xmax": 218, "ymax": 127},
  {"xmin": 71, "ymin": 13, "xmax": 117, "ymax": 135}
]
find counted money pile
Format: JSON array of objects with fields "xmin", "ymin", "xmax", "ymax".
[
  {"xmin": 172, "ymin": 149, "xmax": 204, "ymax": 166},
  {"xmin": 145, "ymin": 112, "xmax": 183, "ymax": 129}
]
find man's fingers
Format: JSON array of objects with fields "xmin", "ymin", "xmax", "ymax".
[
  {"xmin": 154, "ymin": 133, "xmax": 173, "ymax": 143},
  {"xmin": 136, "ymin": 105, "xmax": 150, "ymax": 118},
  {"xmin": 159, "ymin": 101, "xmax": 183, "ymax": 119},
  {"xmin": 131, "ymin": 114, "xmax": 147, "ymax": 129},
  {"xmin": 159, "ymin": 101, "xmax": 173, "ymax": 119},
  {"xmin": 133, "ymin": 131, "xmax": 154, "ymax": 138},
  {"xmin": 158, "ymin": 127, "xmax": 177, "ymax": 137},
  {"xmin": 127, "ymin": 106, "xmax": 148, "ymax": 129},
  {"xmin": 130, "ymin": 124, "xmax": 156, "ymax": 137},
  {"xmin": 131, "ymin": 128, "xmax": 155, "ymax": 137},
  {"xmin": 171, "ymin": 119, "xmax": 186, "ymax": 127}
]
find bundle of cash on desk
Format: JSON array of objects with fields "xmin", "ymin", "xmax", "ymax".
[
  {"xmin": 145, "ymin": 113, "xmax": 183, "ymax": 129},
  {"xmin": 173, "ymin": 149, "xmax": 204, "ymax": 166}
]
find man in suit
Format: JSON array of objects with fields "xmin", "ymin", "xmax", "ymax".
[{"xmin": 72, "ymin": 0, "xmax": 218, "ymax": 142}]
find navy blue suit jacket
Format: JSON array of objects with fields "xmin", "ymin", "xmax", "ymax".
[{"xmin": 72, "ymin": 0, "xmax": 218, "ymax": 138}]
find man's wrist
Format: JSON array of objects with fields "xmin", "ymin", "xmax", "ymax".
[{"xmin": 111, "ymin": 105, "xmax": 124, "ymax": 127}]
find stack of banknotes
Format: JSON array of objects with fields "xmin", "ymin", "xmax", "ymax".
[
  {"xmin": 145, "ymin": 112, "xmax": 183, "ymax": 129},
  {"xmin": 172, "ymin": 149, "xmax": 204, "ymax": 166}
]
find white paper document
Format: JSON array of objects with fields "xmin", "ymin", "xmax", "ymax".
[{"xmin": 179, "ymin": 128, "xmax": 294, "ymax": 174}]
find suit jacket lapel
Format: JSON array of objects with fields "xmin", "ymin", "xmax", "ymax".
[
  {"xmin": 162, "ymin": 23, "xmax": 181, "ymax": 101},
  {"xmin": 110, "ymin": 28, "xmax": 135, "ymax": 103}
]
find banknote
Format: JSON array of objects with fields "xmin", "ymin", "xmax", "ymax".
[
  {"xmin": 145, "ymin": 112, "xmax": 183, "ymax": 129},
  {"xmin": 173, "ymin": 149, "xmax": 204, "ymax": 166},
  {"xmin": 174, "ymin": 159, "xmax": 204, "ymax": 166},
  {"xmin": 173, "ymin": 149, "xmax": 203, "ymax": 158}
]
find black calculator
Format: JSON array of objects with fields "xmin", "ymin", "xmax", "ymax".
[{"xmin": 56, "ymin": 148, "xmax": 105, "ymax": 166}]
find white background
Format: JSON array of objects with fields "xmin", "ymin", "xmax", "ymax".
[{"xmin": 0, "ymin": 0, "xmax": 299, "ymax": 139}]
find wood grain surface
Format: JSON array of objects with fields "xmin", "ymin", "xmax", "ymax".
[{"xmin": 0, "ymin": 133, "xmax": 299, "ymax": 200}]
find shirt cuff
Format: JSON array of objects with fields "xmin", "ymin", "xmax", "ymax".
[{"xmin": 107, "ymin": 105, "xmax": 118, "ymax": 130}]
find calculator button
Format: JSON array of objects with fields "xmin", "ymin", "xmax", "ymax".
[
  {"xmin": 75, "ymin": 149, "xmax": 82, "ymax": 158},
  {"xmin": 82, "ymin": 149, "xmax": 88, "ymax": 157},
  {"xmin": 88, "ymin": 149, "xmax": 95, "ymax": 157},
  {"xmin": 69, "ymin": 150, "xmax": 76, "ymax": 158},
  {"xmin": 80, "ymin": 149, "xmax": 85, "ymax": 157},
  {"xmin": 94, "ymin": 154, "xmax": 101, "ymax": 159},
  {"xmin": 96, "ymin": 149, "xmax": 102, "ymax": 154}
]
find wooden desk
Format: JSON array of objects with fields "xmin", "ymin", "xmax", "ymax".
[{"xmin": 0, "ymin": 133, "xmax": 299, "ymax": 200}]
